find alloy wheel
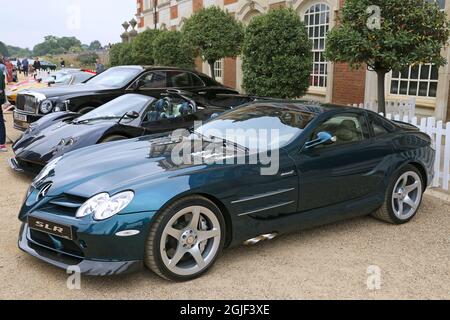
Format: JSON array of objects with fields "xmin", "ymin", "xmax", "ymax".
[
  {"xmin": 160, "ymin": 206, "xmax": 221, "ymax": 276},
  {"xmin": 391, "ymin": 171, "xmax": 423, "ymax": 220}
]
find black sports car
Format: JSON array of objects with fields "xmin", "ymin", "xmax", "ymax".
[
  {"xmin": 10, "ymin": 91, "xmax": 255, "ymax": 174},
  {"xmin": 13, "ymin": 66, "xmax": 239, "ymax": 131}
]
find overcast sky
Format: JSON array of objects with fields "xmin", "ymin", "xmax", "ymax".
[{"xmin": 1, "ymin": 0, "xmax": 136, "ymax": 49}]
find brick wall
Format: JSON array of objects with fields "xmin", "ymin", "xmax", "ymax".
[
  {"xmin": 223, "ymin": 57, "xmax": 237, "ymax": 89},
  {"xmin": 332, "ymin": 63, "xmax": 366, "ymax": 105},
  {"xmin": 269, "ymin": 1, "xmax": 286, "ymax": 9},
  {"xmin": 193, "ymin": 0, "xmax": 203, "ymax": 13}
]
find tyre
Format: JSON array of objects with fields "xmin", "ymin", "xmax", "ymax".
[
  {"xmin": 145, "ymin": 195, "xmax": 225, "ymax": 282},
  {"xmin": 99, "ymin": 135, "xmax": 127, "ymax": 143},
  {"xmin": 78, "ymin": 106, "xmax": 96, "ymax": 114},
  {"xmin": 372, "ymin": 165, "xmax": 424, "ymax": 224}
]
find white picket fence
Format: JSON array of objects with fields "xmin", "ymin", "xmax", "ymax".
[
  {"xmin": 350, "ymin": 99, "xmax": 450, "ymax": 191},
  {"xmin": 351, "ymin": 98, "xmax": 416, "ymax": 119}
]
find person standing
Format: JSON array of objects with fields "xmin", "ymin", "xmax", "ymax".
[
  {"xmin": 0, "ymin": 70, "xmax": 7, "ymax": 152},
  {"xmin": 33, "ymin": 57, "xmax": 41, "ymax": 79},
  {"xmin": 5, "ymin": 59, "xmax": 14, "ymax": 83},
  {"xmin": 0, "ymin": 58, "xmax": 7, "ymax": 77},
  {"xmin": 95, "ymin": 58, "xmax": 105, "ymax": 74},
  {"xmin": 22, "ymin": 58, "xmax": 29, "ymax": 77},
  {"xmin": 17, "ymin": 59, "xmax": 22, "ymax": 74},
  {"xmin": 60, "ymin": 58, "xmax": 65, "ymax": 69}
]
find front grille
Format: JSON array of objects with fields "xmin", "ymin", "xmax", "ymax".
[
  {"xmin": 29, "ymin": 229, "xmax": 84, "ymax": 258},
  {"xmin": 16, "ymin": 94, "xmax": 38, "ymax": 114},
  {"xmin": 39, "ymin": 194, "xmax": 87, "ymax": 217}
]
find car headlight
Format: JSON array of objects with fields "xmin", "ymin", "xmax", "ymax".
[
  {"xmin": 40, "ymin": 99, "xmax": 54, "ymax": 114},
  {"xmin": 33, "ymin": 156, "xmax": 62, "ymax": 186},
  {"xmin": 76, "ymin": 191, "xmax": 134, "ymax": 221}
]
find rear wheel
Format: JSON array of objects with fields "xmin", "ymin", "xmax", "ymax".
[
  {"xmin": 372, "ymin": 165, "xmax": 424, "ymax": 224},
  {"xmin": 99, "ymin": 135, "xmax": 127, "ymax": 143},
  {"xmin": 145, "ymin": 196, "xmax": 225, "ymax": 281}
]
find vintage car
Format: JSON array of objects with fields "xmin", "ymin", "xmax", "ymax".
[
  {"xmin": 7, "ymin": 69, "xmax": 95, "ymax": 105},
  {"xmin": 10, "ymin": 90, "xmax": 255, "ymax": 174},
  {"xmin": 13, "ymin": 66, "xmax": 238, "ymax": 131},
  {"xmin": 18, "ymin": 102, "xmax": 434, "ymax": 281}
]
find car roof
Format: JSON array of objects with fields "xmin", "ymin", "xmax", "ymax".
[{"xmin": 245, "ymin": 101, "xmax": 359, "ymax": 115}]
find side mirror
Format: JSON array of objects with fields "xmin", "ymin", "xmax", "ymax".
[
  {"xmin": 133, "ymin": 79, "xmax": 145, "ymax": 91},
  {"xmin": 305, "ymin": 131, "xmax": 336, "ymax": 149},
  {"xmin": 125, "ymin": 111, "xmax": 140, "ymax": 119}
]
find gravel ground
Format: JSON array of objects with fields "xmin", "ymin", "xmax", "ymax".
[{"xmin": 0, "ymin": 113, "xmax": 450, "ymax": 300}]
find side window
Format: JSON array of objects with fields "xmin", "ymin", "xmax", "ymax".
[
  {"xmin": 190, "ymin": 73, "xmax": 205, "ymax": 87},
  {"xmin": 142, "ymin": 97, "xmax": 195, "ymax": 124},
  {"xmin": 313, "ymin": 113, "xmax": 369, "ymax": 147},
  {"xmin": 139, "ymin": 71, "xmax": 167, "ymax": 89},
  {"xmin": 167, "ymin": 71, "xmax": 192, "ymax": 88},
  {"xmin": 368, "ymin": 114, "xmax": 390, "ymax": 137}
]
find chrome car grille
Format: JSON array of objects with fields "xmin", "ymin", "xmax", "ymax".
[{"xmin": 16, "ymin": 94, "xmax": 39, "ymax": 114}]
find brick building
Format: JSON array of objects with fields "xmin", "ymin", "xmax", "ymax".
[{"xmin": 135, "ymin": 0, "xmax": 450, "ymax": 121}]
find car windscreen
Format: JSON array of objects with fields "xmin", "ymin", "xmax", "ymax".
[
  {"xmin": 85, "ymin": 67, "xmax": 142, "ymax": 88},
  {"xmin": 195, "ymin": 105, "xmax": 316, "ymax": 151},
  {"xmin": 76, "ymin": 94, "xmax": 151, "ymax": 121}
]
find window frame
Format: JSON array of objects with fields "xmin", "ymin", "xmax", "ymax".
[
  {"xmin": 309, "ymin": 112, "xmax": 371, "ymax": 149},
  {"xmin": 303, "ymin": 3, "xmax": 331, "ymax": 92}
]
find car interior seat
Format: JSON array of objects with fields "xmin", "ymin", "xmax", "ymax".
[{"xmin": 335, "ymin": 120, "xmax": 360, "ymax": 143}]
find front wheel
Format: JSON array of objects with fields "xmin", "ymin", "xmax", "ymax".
[
  {"xmin": 145, "ymin": 196, "xmax": 225, "ymax": 281},
  {"xmin": 372, "ymin": 165, "xmax": 424, "ymax": 224}
]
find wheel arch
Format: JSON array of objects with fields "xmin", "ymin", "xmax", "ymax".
[
  {"xmin": 97, "ymin": 131, "xmax": 134, "ymax": 143},
  {"xmin": 407, "ymin": 161, "xmax": 428, "ymax": 188}
]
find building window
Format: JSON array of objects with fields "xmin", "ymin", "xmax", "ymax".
[
  {"xmin": 304, "ymin": 3, "xmax": 330, "ymax": 89},
  {"xmin": 214, "ymin": 60, "xmax": 223, "ymax": 80},
  {"xmin": 390, "ymin": 64, "xmax": 439, "ymax": 98},
  {"xmin": 389, "ymin": 1, "xmax": 445, "ymax": 99}
]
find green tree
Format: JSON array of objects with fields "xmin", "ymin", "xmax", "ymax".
[
  {"xmin": 325, "ymin": 0, "xmax": 450, "ymax": 113},
  {"xmin": 0, "ymin": 41, "xmax": 9, "ymax": 57},
  {"xmin": 109, "ymin": 43, "xmax": 125, "ymax": 66},
  {"xmin": 242, "ymin": 8, "xmax": 312, "ymax": 98},
  {"xmin": 182, "ymin": 6, "xmax": 244, "ymax": 79},
  {"xmin": 132, "ymin": 29, "xmax": 161, "ymax": 65},
  {"xmin": 57, "ymin": 36, "xmax": 82, "ymax": 52},
  {"xmin": 89, "ymin": 40, "xmax": 102, "ymax": 51},
  {"xmin": 153, "ymin": 30, "xmax": 195, "ymax": 68},
  {"xmin": 6, "ymin": 45, "xmax": 32, "ymax": 58}
]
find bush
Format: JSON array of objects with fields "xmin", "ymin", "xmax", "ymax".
[
  {"xmin": 153, "ymin": 30, "xmax": 195, "ymax": 69},
  {"xmin": 109, "ymin": 43, "xmax": 135, "ymax": 66},
  {"xmin": 77, "ymin": 52, "xmax": 99, "ymax": 65},
  {"xmin": 242, "ymin": 8, "xmax": 312, "ymax": 99},
  {"xmin": 132, "ymin": 29, "xmax": 162, "ymax": 65}
]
